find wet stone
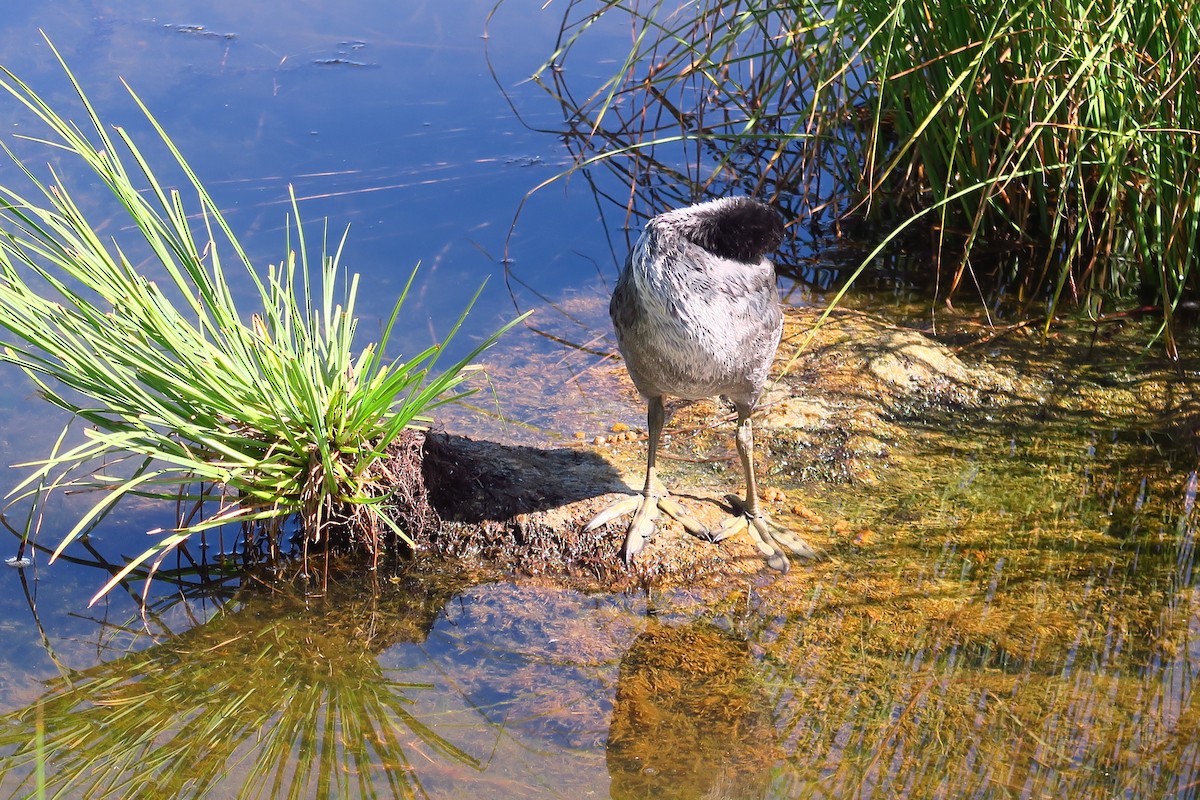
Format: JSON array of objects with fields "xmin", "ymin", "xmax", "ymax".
[{"xmin": 387, "ymin": 307, "xmax": 1039, "ymax": 591}]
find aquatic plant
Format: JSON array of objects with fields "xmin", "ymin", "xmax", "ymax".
[
  {"xmin": 521, "ymin": 0, "xmax": 1200, "ymax": 352},
  {"xmin": 859, "ymin": 0, "xmax": 1200, "ymax": 353},
  {"xmin": 0, "ymin": 41, "xmax": 517, "ymax": 603}
]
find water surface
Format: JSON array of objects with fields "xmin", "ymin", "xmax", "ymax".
[{"xmin": 1, "ymin": 3, "xmax": 1198, "ymax": 799}]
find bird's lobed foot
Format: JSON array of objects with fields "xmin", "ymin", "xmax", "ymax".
[
  {"xmin": 713, "ymin": 496, "xmax": 826, "ymax": 573},
  {"xmin": 584, "ymin": 490, "xmax": 709, "ymax": 563}
]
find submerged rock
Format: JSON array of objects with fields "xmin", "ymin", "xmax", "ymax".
[{"xmin": 386, "ymin": 306, "xmax": 1031, "ymax": 590}]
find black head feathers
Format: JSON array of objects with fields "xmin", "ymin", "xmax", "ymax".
[{"xmin": 676, "ymin": 197, "xmax": 785, "ymax": 264}]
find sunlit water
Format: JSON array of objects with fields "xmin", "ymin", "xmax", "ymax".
[{"xmin": 1, "ymin": 2, "xmax": 1199, "ymax": 799}]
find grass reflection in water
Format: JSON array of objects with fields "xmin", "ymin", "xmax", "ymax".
[{"xmin": 0, "ymin": 568, "xmax": 481, "ymax": 799}]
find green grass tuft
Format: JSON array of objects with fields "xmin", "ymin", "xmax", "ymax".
[{"xmin": 0, "ymin": 38, "xmax": 520, "ymax": 603}]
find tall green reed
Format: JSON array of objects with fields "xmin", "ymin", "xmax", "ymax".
[
  {"xmin": 0, "ymin": 40, "xmax": 518, "ymax": 603},
  {"xmin": 522, "ymin": 0, "xmax": 1200, "ymax": 351},
  {"xmin": 860, "ymin": 0, "xmax": 1200, "ymax": 350}
]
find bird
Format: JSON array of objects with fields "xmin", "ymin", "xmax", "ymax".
[{"xmin": 585, "ymin": 196, "xmax": 824, "ymax": 572}]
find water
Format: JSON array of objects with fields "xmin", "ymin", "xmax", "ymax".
[
  {"xmin": 2, "ymin": 2, "xmax": 1200, "ymax": 799},
  {"xmin": 0, "ymin": 0, "xmax": 624, "ymax": 725}
]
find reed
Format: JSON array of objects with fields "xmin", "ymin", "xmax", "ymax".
[
  {"xmin": 526, "ymin": 0, "xmax": 1200, "ymax": 350},
  {"xmin": 859, "ymin": 0, "xmax": 1200, "ymax": 350},
  {"xmin": 0, "ymin": 40, "xmax": 517, "ymax": 603}
]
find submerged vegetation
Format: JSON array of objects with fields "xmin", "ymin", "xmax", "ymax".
[
  {"xmin": 3, "ymin": 361, "xmax": 1200, "ymax": 797},
  {"xmin": 0, "ymin": 44, "xmax": 515, "ymax": 602},
  {"xmin": 526, "ymin": 0, "xmax": 1200, "ymax": 351}
]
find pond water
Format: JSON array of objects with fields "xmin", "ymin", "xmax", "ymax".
[{"xmin": 2, "ymin": 2, "xmax": 1200, "ymax": 799}]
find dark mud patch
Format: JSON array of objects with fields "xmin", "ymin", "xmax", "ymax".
[{"xmin": 416, "ymin": 433, "xmax": 627, "ymax": 583}]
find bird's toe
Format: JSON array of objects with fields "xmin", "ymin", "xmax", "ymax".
[
  {"xmin": 747, "ymin": 513, "xmax": 825, "ymax": 571},
  {"xmin": 583, "ymin": 494, "xmax": 642, "ymax": 532},
  {"xmin": 620, "ymin": 494, "xmax": 663, "ymax": 562},
  {"xmin": 771, "ymin": 524, "xmax": 826, "ymax": 561},
  {"xmin": 657, "ymin": 495, "xmax": 710, "ymax": 539},
  {"xmin": 710, "ymin": 514, "xmax": 746, "ymax": 543},
  {"xmin": 744, "ymin": 515, "xmax": 787, "ymax": 567}
]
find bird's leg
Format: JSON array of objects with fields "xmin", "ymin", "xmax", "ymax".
[
  {"xmin": 584, "ymin": 396, "xmax": 708, "ymax": 562},
  {"xmin": 621, "ymin": 395, "xmax": 669, "ymax": 560},
  {"xmin": 712, "ymin": 406, "xmax": 824, "ymax": 572}
]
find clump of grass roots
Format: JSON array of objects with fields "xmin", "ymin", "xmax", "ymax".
[{"xmin": 0, "ymin": 41, "xmax": 518, "ymax": 603}]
